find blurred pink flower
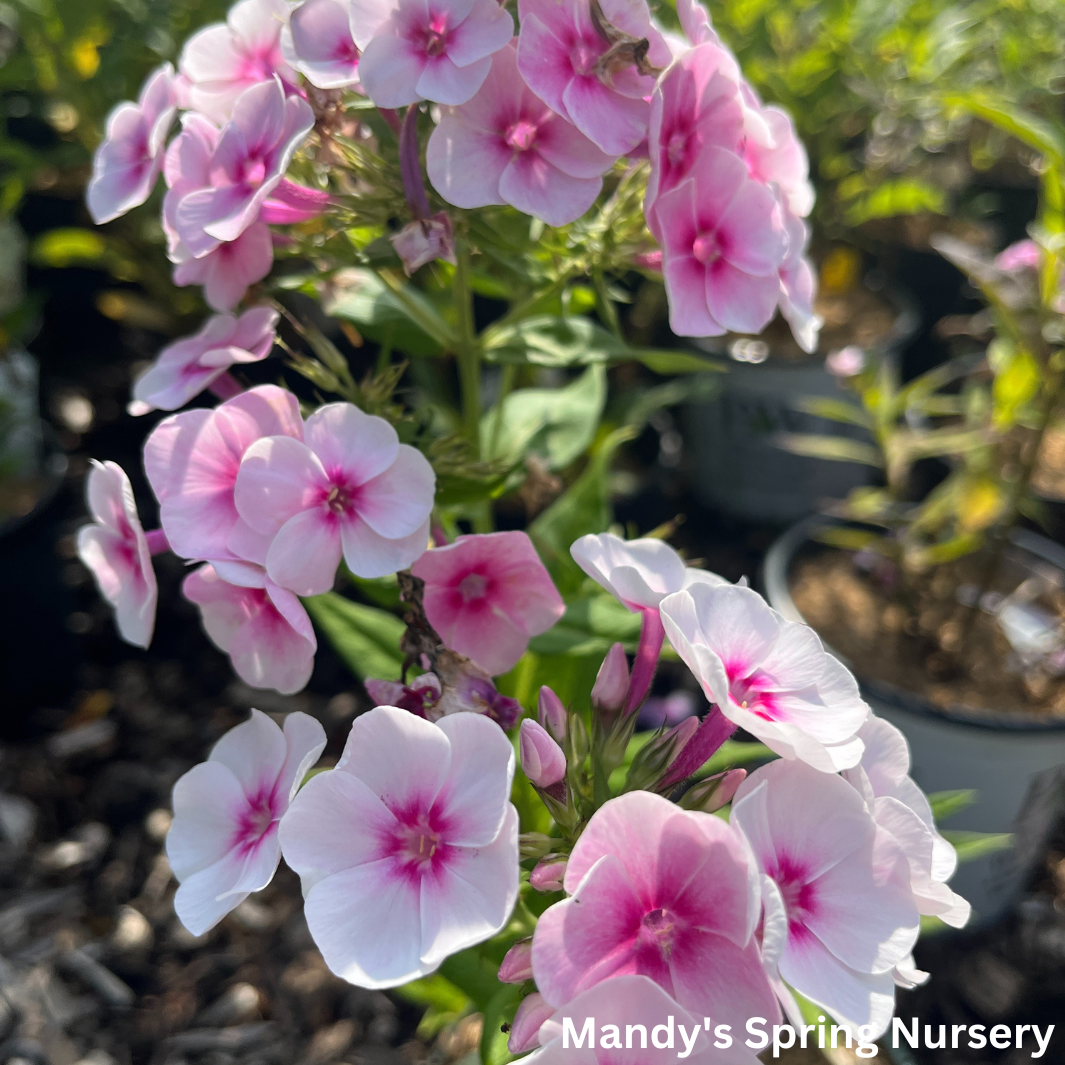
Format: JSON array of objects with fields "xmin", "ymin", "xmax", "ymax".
[
  {"xmin": 283, "ymin": 0, "xmax": 362, "ymax": 89},
  {"xmin": 365, "ymin": 673, "xmax": 442, "ymax": 716},
  {"xmin": 179, "ymin": 0, "xmax": 299, "ymax": 122},
  {"xmin": 657, "ymin": 145, "xmax": 787, "ymax": 337},
  {"xmin": 660, "ymin": 583, "xmax": 868, "ymax": 772},
  {"xmin": 825, "ymin": 345, "xmax": 865, "ymax": 377},
  {"xmin": 778, "ymin": 211, "xmax": 821, "ymax": 355},
  {"xmin": 131, "ymin": 306, "xmax": 278, "ymax": 414},
  {"xmin": 144, "ymin": 383, "xmax": 303, "ymax": 562},
  {"xmin": 427, "ymin": 45, "xmax": 615, "ymax": 227},
  {"xmin": 279, "ymin": 706, "xmax": 519, "ymax": 987},
  {"xmin": 167, "ymin": 709, "xmax": 326, "ymax": 934},
  {"xmin": 531, "ymin": 791, "xmax": 778, "ymax": 1042},
  {"xmin": 86, "ymin": 64, "xmax": 177, "ymax": 224},
  {"xmin": 390, "ymin": 212, "xmax": 457, "ymax": 275},
  {"xmin": 515, "ymin": 0, "xmax": 671, "ymax": 157},
  {"xmin": 743, "ymin": 105, "xmax": 814, "ymax": 219},
  {"xmin": 844, "ymin": 717, "xmax": 970, "ymax": 931},
  {"xmin": 173, "ymin": 79, "xmax": 315, "ymax": 257},
  {"xmin": 354, "ymin": 0, "xmax": 513, "ymax": 107},
  {"xmin": 995, "ymin": 238, "xmax": 1040, "ymax": 273},
  {"xmin": 732, "ymin": 758, "xmax": 920, "ymax": 1035},
  {"xmin": 76, "ymin": 460, "xmax": 158, "ymax": 648},
  {"xmin": 173, "ymin": 223, "xmax": 275, "ymax": 312},
  {"xmin": 411, "ymin": 530, "xmax": 564, "ymax": 675},
  {"xmin": 234, "ymin": 401, "xmax": 435, "ymax": 594},
  {"xmin": 183, "ymin": 562, "xmax": 318, "ymax": 694}
]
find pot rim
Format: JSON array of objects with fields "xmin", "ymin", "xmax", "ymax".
[{"xmin": 762, "ymin": 515, "xmax": 1065, "ymax": 733}]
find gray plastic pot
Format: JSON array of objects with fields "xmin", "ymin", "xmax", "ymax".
[
  {"xmin": 763, "ymin": 517, "xmax": 1065, "ymax": 924},
  {"xmin": 682, "ymin": 292, "xmax": 918, "ymax": 523}
]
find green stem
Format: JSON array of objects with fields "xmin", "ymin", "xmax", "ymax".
[
  {"xmin": 489, "ymin": 363, "xmax": 517, "ymax": 459},
  {"xmin": 593, "ymin": 270, "xmax": 623, "ymax": 340},
  {"xmin": 453, "ymin": 242, "xmax": 480, "ymax": 454}
]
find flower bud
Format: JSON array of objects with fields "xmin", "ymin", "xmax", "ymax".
[
  {"xmin": 537, "ymin": 685, "xmax": 568, "ymax": 742},
  {"xmin": 498, "ymin": 939, "xmax": 533, "ymax": 984},
  {"xmin": 520, "ymin": 719, "xmax": 566, "ymax": 788},
  {"xmin": 591, "ymin": 642, "xmax": 629, "ymax": 717},
  {"xmin": 678, "ymin": 768, "xmax": 747, "ymax": 812},
  {"xmin": 508, "ymin": 992, "xmax": 553, "ymax": 1054},
  {"xmin": 664, "ymin": 715, "xmax": 700, "ymax": 759},
  {"xmin": 530, "ymin": 857, "xmax": 567, "ymax": 892}
]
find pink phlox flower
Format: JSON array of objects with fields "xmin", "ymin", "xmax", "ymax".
[
  {"xmin": 656, "ymin": 144, "xmax": 788, "ymax": 337},
  {"xmin": 644, "ymin": 43, "xmax": 745, "ymax": 242},
  {"xmin": 411, "ymin": 531, "xmax": 565, "ymax": 676},
  {"xmin": 173, "ymin": 78, "xmax": 315, "ymax": 258},
  {"xmin": 843, "ymin": 716, "xmax": 970, "ymax": 931},
  {"xmin": 163, "ymin": 112, "xmax": 221, "ymax": 262},
  {"xmin": 282, "ymin": 0, "xmax": 362, "ymax": 88},
  {"xmin": 173, "ymin": 223, "xmax": 275, "ymax": 312},
  {"xmin": 167, "ymin": 708, "xmax": 326, "ymax": 934},
  {"xmin": 279, "ymin": 706, "xmax": 520, "ymax": 987},
  {"xmin": 530, "ymin": 790, "xmax": 779, "ymax": 1044},
  {"xmin": 352, "ymin": 0, "xmax": 513, "ymax": 108},
  {"xmin": 391, "ymin": 212, "xmax": 457, "ymax": 275},
  {"xmin": 519, "ymin": 975, "xmax": 727, "ymax": 1065},
  {"xmin": 777, "ymin": 210, "xmax": 822, "ymax": 354},
  {"xmin": 183, "ymin": 562, "xmax": 318, "ymax": 694},
  {"xmin": 86, "ymin": 64, "xmax": 177, "ymax": 225},
  {"xmin": 76, "ymin": 460, "xmax": 158, "ymax": 649},
  {"xmin": 731, "ymin": 758, "xmax": 921, "ymax": 1035},
  {"xmin": 995, "ymin": 238, "xmax": 1041, "ymax": 273},
  {"xmin": 427, "ymin": 44, "xmax": 616, "ymax": 228},
  {"xmin": 234, "ymin": 401, "xmax": 435, "ymax": 595},
  {"xmin": 515, "ymin": 0, "xmax": 672, "ymax": 157},
  {"xmin": 825, "ymin": 344, "xmax": 865, "ymax": 378},
  {"xmin": 659, "ymin": 583, "xmax": 868, "ymax": 772},
  {"xmin": 130, "ymin": 306, "xmax": 278, "ymax": 415},
  {"xmin": 179, "ymin": 0, "xmax": 300, "ymax": 123},
  {"xmin": 144, "ymin": 383, "xmax": 303, "ymax": 563},
  {"xmin": 365, "ymin": 673, "xmax": 442, "ymax": 716},
  {"xmin": 431, "ymin": 655, "xmax": 523, "ymax": 729},
  {"xmin": 675, "ymin": 0, "xmax": 720, "ymax": 47},
  {"xmin": 744, "ymin": 105, "xmax": 814, "ymax": 218},
  {"xmin": 570, "ymin": 532, "xmax": 727, "ymax": 613}
]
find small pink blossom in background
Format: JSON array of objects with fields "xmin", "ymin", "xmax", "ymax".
[
  {"xmin": 183, "ymin": 562, "xmax": 318, "ymax": 694},
  {"xmin": 174, "ymin": 78, "xmax": 316, "ymax": 258},
  {"xmin": 130, "ymin": 306, "xmax": 278, "ymax": 415},
  {"xmin": 531, "ymin": 790, "xmax": 778, "ymax": 1041},
  {"xmin": 427, "ymin": 45, "xmax": 615, "ymax": 228},
  {"xmin": 825, "ymin": 344, "xmax": 865, "ymax": 377},
  {"xmin": 77, "ymin": 460, "xmax": 158, "ymax": 648},
  {"xmin": 173, "ymin": 222, "xmax": 275, "ymax": 312},
  {"xmin": 279, "ymin": 706, "xmax": 519, "ymax": 987},
  {"xmin": 498, "ymin": 939, "xmax": 533, "ymax": 984},
  {"xmin": 365, "ymin": 673, "xmax": 442, "ymax": 716},
  {"xmin": 521, "ymin": 976, "xmax": 722, "ymax": 1065},
  {"xmin": 570, "ymin": 532, "xmax": 726, "ymax": 613},
  {"xmin": 844, "ymin": 717, "xmax": 970, "ymax": 931},
  {"xmin": 86, "ymin": 64, "xmax": 177, "ymax": 225},
  {"xmin": 657, "ymin": 145, "xmax": 787, "ymax": 337},
  {"xmin": 731, "ymin": 758, "xmax": 920, "ymax": 1035},
  {"xmin": 644, "ymin": 43, "xmax": 744, "ymax": 240},
  {"xmin": 516, "ymin": 0, "xmax": 671, "ymax": 157},
  {"xmin": 528, "ymin": 857, "xmax": 566, "ymax": 892},
  {"xmin": 391, "ymin": 212, "xmax": 457, "ymax": 275},
  {"xmin": 179, "ymin": 0, "xmax": 299, "ymax": 122},
  {"xmin": 411, "ymin": 530, "xmax": 564, "ymax": 675},
  {"xmin": 235, "ymin": 401, "xmax": 435, "ymax": 594},
  {"xmin": 995, "ymin": 238, "xmax": 1041, "ymax": 273},
  {"xmin": 744, "ymin": 105, "xmax": 814, "ymax": 219},
  {"xmin": 354, "ymin": 0, "xmax": 514, "ymax": 108},
  {"xmin": 144, "ymin": 383, "xmax": 302, "ymax": 563},
  {"xmin": 283, "ymin": 0, "xmax": 362, "ymax": 89},
  {"xmin": 431, "ymin": 662, "xmax": 523, "ymax": 728},
  {"xmin": 519, "ymin": 719, "xmax": 566, "ymax": 788},
  {"xmin": 167, "ymin": 709, "xmax": 326, "ymax": 934},
  {"xmin": 507, "ymin": 991, "xmax": 554, "ymax": 1054},
  {"xmin": 778, "ymin": 212, "xmax": 821, "ymax": 355},
  {"xmin": 660, "ymin": 584, "xmax": 868, "ymax": 772}
]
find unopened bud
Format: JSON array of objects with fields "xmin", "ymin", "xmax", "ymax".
[
  {"xmin": 591, "ymin": 642, "xmax": 629, "ymax": 717},
  {"xmin": 519, "ymin": 832, "xmax": 554, "ymax": 859},
  {"xmin": 498, "ymin": 939, "xmax": 533, "ymax": 984},
  {"xmin": 664, "ymin": 715, "xmax": 700, "ymax": 759},
  {"xmin": 508, "ymin": 992, "xmax": 553, "ymax": 1054},
  {"xmin": 678, "ymin": 768, "xmax": 747, "ymax": 812},
  {"xmin": 530, "ymin": 857, "xmax": 567, "ymax": 892},
  {"xmin": 537, "ymin": 686, "xmax": 568, "ymax": 742},
  {"xmin": 520, "ymin": 719, "xmax": 566, "ymax": 788}
]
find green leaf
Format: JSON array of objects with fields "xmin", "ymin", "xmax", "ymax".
[
  {"xmin": 440, "ymin": 949, "xmax": 508, "ymax": 1011},
  {"xmin": 928, "ymin": 789, "xmax": 978, "ymax": 823},
  {"xmin": 393, "ymin": 972, "xmax": 471, "ymax": 1014},
  {"xmin": 527, "ymin": 594, "xmax": 643, "ymax": 656},
  {"xmin": 31, "ymin": 227, "xmax": 107, "ymax": 267},
  {"xmin": 482, "ymin": 364, "xmax": 606, "ymax": 470},
  {"xmin": 844, "ymin": 179, "xmax": 947, "ymax": 225},
  {"xmin": 774, "ymin": 433, "xmax": 885, "ymax": 467},
  {"xmin": 631, "ymin": 349, "xmax": 725, "ymax": 374},
  {"xmin": 941, "ymin": 830, "xmax": 1013, "ymax": 863},
  {"xmin": 323, "ymin": 267, "xmax": 448, "ymax": 357},
  {"xmin": 989, "ymin": 339, "xmax": 1040, "ymax": 429},
  {"xmin": 944, "ymin": 92, "xmax": 1065, "ymax": 169},
  {"xmin": 792, "ymin": 397, "xmax": 873, "ymax": 429},
  {"xmin": 484, "ymin": 315, "xmax": 625, "ymax": 367},
  {"xmin": 302, "ymin": 592, "xmax": 406, "ymax": 681},
  {"xmin": 481, "ymin": 985, "xmax": 524, "ymax": 1065}
]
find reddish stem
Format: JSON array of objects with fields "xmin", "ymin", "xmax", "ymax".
[
  {"xmin": 208, "ymin": 371, "xmax": 243, "ymax": 401},
  {"xmin": 144, "ymin": 528, "xmax": 170, "ymax": 555},
  {"xmin": 399, "ymin": 105, "xmax": 431, "ymax": 221},
  {"xmin": 623, "ymin": 607, "xmax": 664, "ymax": 715},
  {"xmin": 659, "ymin": 707, "xmax": 737, "ymax": 789}
]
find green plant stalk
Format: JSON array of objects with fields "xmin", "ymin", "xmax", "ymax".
[{"xmin": 488, "ymin": 363, "xmax": 517, "ymax": 459}]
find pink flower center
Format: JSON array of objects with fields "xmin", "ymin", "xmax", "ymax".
[
  {"xmin": 692, "ymin": 231, "xmax": 722, "ymax": 264},
  {"xmin": 400, "ymin": 821, "xmax": 442, "ymax": 862},
  {"xmin": 386, "ymin": 810, "xmax": 452, "ymax": 882},
  {"xmin": 505, "ymin": 120, "xmax": 538, "ymax": 152},
  {"xmin": 458, "ymin": 572, "xmax": 489, "ymax": 601},
  {"xmin": 238, "ymin": 48, "xmax": 281, "ymax": 84},
  {"xmin": 770, "ymin": 856, "xmax": 819, "ymax": 937},
  {"xmin": 422, "ymin": 13, "xmax": 450, "ymax": 56},
  {"xmin": 639, "ymin": 906, "xmax": 678, "ymax": 956},
  {"xmin": 240, "ymin": 155, "xmax": 268, "ymax": 189},
  {"xmin": 569, "ymin": 40, "xmax": 598, "ymax": 76},
  {"xmin": 666, "ymin": 130, "xmax": 689, "ymax": 168},
  {"xmin": 725, "ymin": 664, "xmax": 781, "ymax": 721},
  {"xmin": 236, "ymin": 791, "xmax": 278, "ymax": 854},
  {"xmin": 325, "ymin": 482, "xmax": 357, "ymax": 515},
  {"xmin": 334, "ymin": 38, "xmax": 360, "ymax": 62}
]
